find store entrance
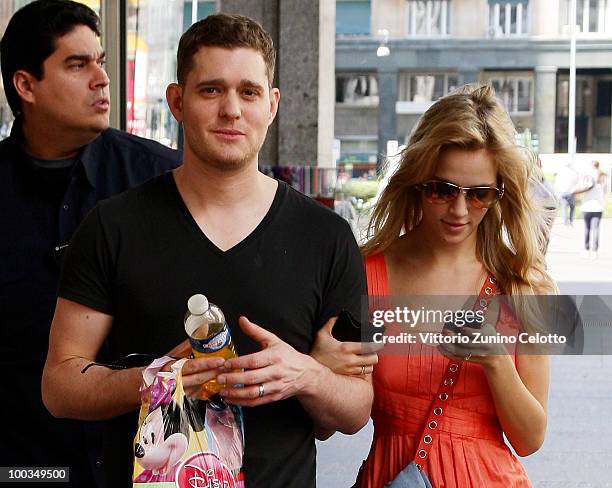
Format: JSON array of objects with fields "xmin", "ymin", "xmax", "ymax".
[{"xmin": 555, "ymin": 69, "xmax": 612, "ymax": 153}]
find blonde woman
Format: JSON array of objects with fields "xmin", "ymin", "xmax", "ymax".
[{"xmin": 313, "ymin": 85, "xmax": 556, "ymax": 487}]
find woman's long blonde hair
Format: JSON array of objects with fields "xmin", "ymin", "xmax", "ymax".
[{"xmin": 363, "ymin": 84, "xmax": 556, "ymax": 297}]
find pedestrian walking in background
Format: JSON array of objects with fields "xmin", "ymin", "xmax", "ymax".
[
  {"xmin": 579, "ymin": 160, "xmax": 607, "ymax": 260},
  {"xmin": 554, "ymin": 162, "xmax": 578, "ymax": 226},
  {"xmin": 530, "ymin": 155, "xmax": 558, "ymax": 254}
]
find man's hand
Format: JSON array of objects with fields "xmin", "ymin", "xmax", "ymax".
[
  {"xmin": 311, "ymin": 317, "xmax": 380, "ymax": 376},
  {"xmin": 217, "ymin": 316, "xmax": 322, "ymax": 407},
  {"xmin": 158, "ymin": 340, "xmax": 226, "ymax": 398},
  {"xmin": 180, "ymin": 357, "xmax": 226, "ymax": 398},
  {"xmin": 165, "ymin": 339, "xmax": 191, "ymax": 359}
]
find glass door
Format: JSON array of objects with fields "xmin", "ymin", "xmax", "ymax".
[{"xmin": 126, "ymin": 0, "xmax": 216, "ymax": 148}]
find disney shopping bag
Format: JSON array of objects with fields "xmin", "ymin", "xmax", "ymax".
[{"xmin": 132, "ymin": 357, "xmax": 244, "ymax": 487}]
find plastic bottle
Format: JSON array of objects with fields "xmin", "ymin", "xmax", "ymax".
[{"xmin": 184, "ymin": 294, "xmax": 237, "ymax": 398}]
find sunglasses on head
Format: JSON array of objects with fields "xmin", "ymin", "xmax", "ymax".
[{"xmin": 416, "ymin": 180, "xmax": 504, "ymax": 209}]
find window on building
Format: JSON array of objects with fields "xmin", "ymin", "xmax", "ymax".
[
  {"xmin": 556, "ymin": 77, "xmax": 591, "ymax": 118},
  {"xmin": 555, "ymin": 74, "xmax": 599, "ymax": 151},
  {"xmin": 569, "ymin": 0, "xmax": 609, "ymax": 33},
  {"xmin": 596, "ymin": 80, "xmax": 612, "ymax": 116},
  {"xmin": 398, "ymin": 73, "xmax": 458, "ymax": 102},
  {"xmin": 489, "ymin": 75, "xmax": 533, "ymax": 114},
  {"xmin": 182, "ymin": 0, "xmax": 216, "ymax": 32},
  {"xmin": 488, "ymin": 0, "xmax": 529, "ymax": 37},
  {"xmin": 406, "ymin": 1, "xmax": 450, "ymax": 36},
  {"xmin": 594, "ymin": 78, "xmax": 612, "ymax": 151},
  {"xmin": 336, "ymin": 74, "xmax": 379, "ymax": 105},
  {"xmin": 338, "ymin": 137, "xmax": 378, "ymax": 163},
  {"xmin": 336, "ymin": 0, "xmax": 371, "ymax": 36}
]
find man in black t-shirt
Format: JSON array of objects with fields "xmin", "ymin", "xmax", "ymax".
[
  {"xmin": 0, "ymin": 2, "xmax": 180, "ymax": 487},
  {"xmin": 42, "ymin": 13, "xmax": 373, "ymax": 488}
]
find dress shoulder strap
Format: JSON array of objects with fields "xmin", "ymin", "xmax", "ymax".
[
  {"xmin": 364, "ymin": 253, "xmax": 389, "ymax": 296},
  {"xmin": 410, "ymin": 272, "xmax": 499, "ymax": 474}
]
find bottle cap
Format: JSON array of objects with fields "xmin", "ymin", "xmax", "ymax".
[{"xmin": 187, "ymin": 294, "xmax": 209, "ymax": 316}]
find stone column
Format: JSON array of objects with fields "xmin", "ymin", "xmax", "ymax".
[
  {"xmin": 534, "ymin": 66, "xmax": 558, "ymax": 154},
  {"xmin": 219, "ymin": 0, "xmax": 334, "ymax": 167},
  {"xmin": 220, "ymin": 0, "xmax": 280, "ymax": 165},
  {"xmin": 317, "ymin": 0, "xmax": 335, "ymax": 167},
  {"xmin": 102, "ymin": 0, "xmax": 122, "ymax": 129},
  {"xmin": 277, "ymin": 0, "xmax": 320, "ymax": 166},
  {"xmin": 531, "ymin": 0, "xmax": 560, "ymax": 36},
  {"xmin": 377, "ymin": 68, "xmax": 398, "ymax": 166}
]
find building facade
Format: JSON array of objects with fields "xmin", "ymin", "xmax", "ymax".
[{"xmin": 335, "ymin": 0, "xmax": 612, "ymax": 163}]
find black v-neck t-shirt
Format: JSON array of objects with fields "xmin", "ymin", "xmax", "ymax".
[{"xmin": 59, "ymin": 172, "xmax": 365, "ymax": 487}]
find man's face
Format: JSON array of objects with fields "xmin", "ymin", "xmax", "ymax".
[
  {"xmin": 28, "ymin": 25, "xmax": 110, "ymax": 136},
  {"xmin": 168, "ymin": 46, "xmax": 279, "ymax": 171}
]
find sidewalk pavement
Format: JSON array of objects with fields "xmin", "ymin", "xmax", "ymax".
[
  {"xmin": 546, "ymin": 216, "xmax": 612, "ymax": 292},
  {"xmin": 316, "ymin": 217, "xmax": 612, "ymax": 487}
]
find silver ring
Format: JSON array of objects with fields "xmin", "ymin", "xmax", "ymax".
[
  {"xmin": 361, "ymin": 365, "xmax": 366, "ymax": 375},
  {"xmin": 258, "ymin": 383, "xmax": 265, "ymax": 398},
  {"xmin": 464, "ymin": 353, "xmax": 472, "ymax": 361}
]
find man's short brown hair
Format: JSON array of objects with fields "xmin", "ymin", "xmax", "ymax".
[{"xmin": 177, "ymin": 13, "xmax": 276, "ymax": 86}]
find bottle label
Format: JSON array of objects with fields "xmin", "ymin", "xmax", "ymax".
[{"xmin": 190, "ymin": 323, "xmax": 231, "ymax": 354}]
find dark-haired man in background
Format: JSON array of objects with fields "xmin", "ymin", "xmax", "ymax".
[{"xmin": 0, "ymin": 1, "xmax": 180, "ymax": 486}]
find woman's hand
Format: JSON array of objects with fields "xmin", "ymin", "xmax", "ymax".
[
  {"xmin": 437, "ymin": 322, "xmax": 508, "ymax": 369},
  {"xmin": 437, "ymin": 296, "xmax": 508, "ymax": 369},
  {"xmin": 310, "ymin": 317, "xmax": 380, "ymax": 376},
  {"xmin": 439, "ymin": 319, "xmax": 549, "ymax": 457}
]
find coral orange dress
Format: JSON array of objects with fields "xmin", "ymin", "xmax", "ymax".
[{"xmin": 355, "ymin": 253, "xmax": 532, "ymax": 488}]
